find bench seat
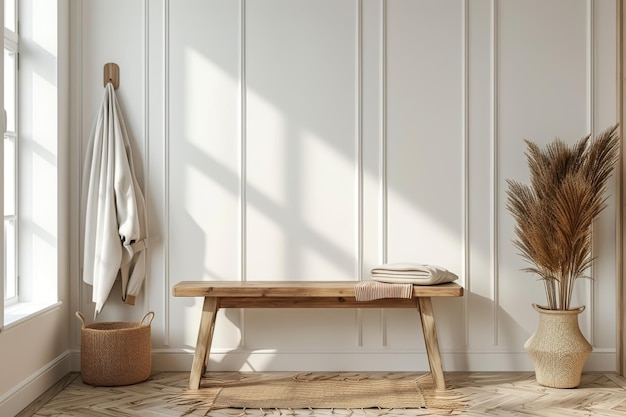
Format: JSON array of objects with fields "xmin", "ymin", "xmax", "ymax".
[{"xmin": 172, "ymin": 280, "xmax": 463, "ymax": 391}]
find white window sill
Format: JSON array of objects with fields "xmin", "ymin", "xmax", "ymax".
[{"xmin": 3, "ymin": 301, "xmax": 61, "ymax": 329}]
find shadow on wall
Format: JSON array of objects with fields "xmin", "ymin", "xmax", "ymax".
[{"xmin": 171, "ymin": 19, "xmax": 465, "ymax": 281}]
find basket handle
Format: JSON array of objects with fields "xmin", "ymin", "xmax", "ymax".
[
  {"xmin": 140, "ymin": 311, "xmax": 155, "ymax": 326},
  {"xmin": 75, "ymin": 311, "xmax": 87, "ymax": 328}
]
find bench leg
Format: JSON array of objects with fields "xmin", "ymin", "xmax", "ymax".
[
  {"xmin": 189, "ymin": 297, "xmax": 218, "ymax": 390},
  {"xmin": 416, "ymin": 297, "xmax": 446, "ymax": 391}
]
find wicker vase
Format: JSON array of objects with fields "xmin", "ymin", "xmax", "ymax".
[{"xmin": 524, "ymin": 304, "xmax": 591, "ymax": 388}]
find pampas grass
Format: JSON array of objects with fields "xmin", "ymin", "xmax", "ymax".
[{"xmin": 506, "ymin": 125, "xmax": 620, "ymax": 310}]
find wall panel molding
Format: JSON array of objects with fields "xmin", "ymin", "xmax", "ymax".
[
  {"xmin": 379, "ymin": 0, "xmax": 388, "ymax": 268},
  {"xmin": 462, "ymin": 0, "xmax": 470, "ymax": 348},
  {"xmin": 142, "ymin": 0, "xmax": 151, "ymax": 320},
  {"xmin": 239, "ymin": 0, "xmax": 248, "ymax": 284},
  {"xmin": 491, "ymin": 0, "xmax": 500, "ymax": 346},
  {"xmin": 619, "ymin": 0, "xmax": 625, "ymax": 377},
  {"xmin": 163, "ymin": 0, "xmax": 171, "ymax": 346},
  {"xmin": 379, "ymin": 0, "xmax": 388, "ymax": 347},
  {"xmin": 356, "ymin": 0, "xmax": 364, "ymax": 283},
  {"xmin": 587, "ymin": 0, "xmax": 596, "ymax": 346},
  {"xmin": 355, "ymin": 0, "xmax": 364, "ymax": 346},
  {"xmin": 74, "ymin": 0, "xmax": 84, "ymax": 338},
  {"xmin": 239, "ymin": 0, "xmax": 248, "ymax": 348}
]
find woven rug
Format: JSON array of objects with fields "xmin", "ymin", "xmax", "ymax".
[{"xmin": 171, "ymin": 372, "xmax": 467, "ymax": 415}]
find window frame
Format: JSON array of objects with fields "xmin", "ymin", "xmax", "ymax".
[{"xmin": 3, "ymin": 18, "xmax": 18, "ymax": 307}]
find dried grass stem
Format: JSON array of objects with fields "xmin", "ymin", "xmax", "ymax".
[{"xmin": 505, "ymin": 125, "xmax": 619, "ymax": 310}]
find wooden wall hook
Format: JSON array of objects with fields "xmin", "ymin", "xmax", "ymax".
[{"xmin": 103, "ymin": 63, "xmax": 120, "ymax": 89}]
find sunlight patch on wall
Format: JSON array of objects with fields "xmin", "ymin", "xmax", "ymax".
[
  {"xmin": 31, "ymin": 234, "xmax": 56, "ymax": 303},
  {"xmin": 184, "ymin": 302, "xmax": 202, "ymax": 348},
  {"xmin": 32, "ymin": 72, "xmax": 57, "ymax": 156},
  {"xmin": 32, "ymin": 0, "xmax": 57, "ymax": 56},
  {"xmin": 300, "ymin": 129, "xmax": 353, "ymax": 234},
  {"xmin": 31, "ymin": 152, "xmax": 56, "ymax": 239},
  {"xmin": 298, "ymin": 129, "xmax": 354, "ymax": 278},
  {"xmin": 183, "ymin": 164, "xmax": 238, "ymax": 279},
  {"xmin": 246, "ymin": 88, "xmax": 287, "ymax": 208},
  {"xmin": 387, "ymin": 187, "xmax": 460, "ymax": 270},
  {"xmin": 26, "ymin": 71, "xmax": 58, "ymax": 304},
  {"xmin": 184, "ymin": 48, "xmax": 238, "ymax": 163}
]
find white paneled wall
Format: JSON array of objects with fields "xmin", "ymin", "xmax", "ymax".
[{"xmin": 71, "ymin": 0, "xmax": 619, "ymax": 371}]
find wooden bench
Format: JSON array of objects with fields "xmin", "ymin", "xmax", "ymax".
[{"xmin": 172, "ymin": 280, "xmax": 464, "ymax": 391}]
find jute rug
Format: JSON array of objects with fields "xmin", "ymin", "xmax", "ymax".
[{"xmin": 171, "ymin": 372, "xmax": 467, "ymax": 415}]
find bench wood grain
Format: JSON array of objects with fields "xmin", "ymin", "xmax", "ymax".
[{"xmin": 172, "ymin": 280, "xmax": 463, "ymax": 391}]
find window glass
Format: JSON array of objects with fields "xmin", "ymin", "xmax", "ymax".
[
  {"xmin": 4, "ymin": 49, "xmax": 15, "ymax": 133},
  {"xmin": 4, "ymin": 220, "xmax": 15, "ymax": 300},
  {"xmin": 4, "ymin": 137, "xmax": 14, "ymax": 216},
  {"xmin": 4, "ymin": 0, "xmax": 15, "ymax": 33}
]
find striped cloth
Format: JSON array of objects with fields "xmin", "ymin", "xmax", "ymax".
[{"xmin": 355, "ymin": 280, "xmax": 413, "ymax": 301}]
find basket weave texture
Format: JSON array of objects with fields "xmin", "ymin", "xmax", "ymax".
[
  {"xmin": 77, "ymin": 311, "xmax": 154, "ymax": 387},
  {"xmin": 524, "ymin": 305, "xmax": 592, "ymax": 388}
]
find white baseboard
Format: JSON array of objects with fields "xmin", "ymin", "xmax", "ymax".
[
  {"xmin": 150, "ymin": 348, "xmax": 617, "ymax": 373},
  {"xmin": 0, "ymin": 350, "xmax": 72, "ymax": 417}
]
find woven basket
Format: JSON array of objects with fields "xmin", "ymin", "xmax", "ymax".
[{"xmin": 76, "ymin": 311, "xmax": 155, "ymax": 387}]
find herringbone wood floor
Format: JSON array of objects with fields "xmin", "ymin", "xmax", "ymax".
[{"xmin": 18, "ymin": 371, "xmax": 626, "ymax": 416}]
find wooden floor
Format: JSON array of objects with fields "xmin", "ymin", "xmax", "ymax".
[{"xmin": 18, "ymin": 371, "xmax": 626, "ymax": 416}]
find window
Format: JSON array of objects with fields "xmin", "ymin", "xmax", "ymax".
[
  {"xmin": 4, "ymin": 0, "xmax": 18, "ymax": 307},
  {"xmin": 2, "ymin": 0, "xmax": 60, "ymax": 327}
]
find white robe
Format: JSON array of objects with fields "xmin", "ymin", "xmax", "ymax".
[{"xmin": 82, "ymin": 82, "xmax": 148, "ymax": 316}]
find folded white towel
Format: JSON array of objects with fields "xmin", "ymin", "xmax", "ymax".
[{"xmin": 371, "ymin": 263, "xmax": 458, "ymax": 285}]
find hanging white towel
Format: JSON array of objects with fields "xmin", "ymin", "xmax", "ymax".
[{"xmin": 82, "ymin": 82, "xmax": 148, "ymax": 316}]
